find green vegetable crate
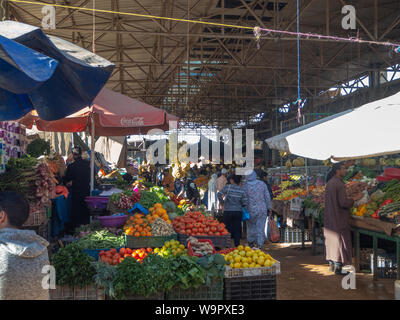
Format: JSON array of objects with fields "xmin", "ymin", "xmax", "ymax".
[
  {"xmin": 166, "ymin": 279, "xmax": 223, "ymax": 300},
  {"xmin": 125, "ymin": 234, "xmax": 178, "ymax": 248},
  {"xmin": 50, "ymin": 285, "xmax": 105, "ymax": 300},
  {"xmin": 178, "ymin": 233, "xmax": 231, "ymax": 250}
]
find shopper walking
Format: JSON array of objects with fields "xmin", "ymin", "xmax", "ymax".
[
  {"xmin": 324, "ymin": 162, "xmax": 362, "ymax": 275},
  {"xmin": 0, "ymin": 192, "xmax": 49, "ymax": 300},
  {"xmin": 242, "ymin": 170, "xmax": 272, "ymax": 249},
  {"xmin": 218, "ymin": 175, "xmax": 248, "ymax": 247}
]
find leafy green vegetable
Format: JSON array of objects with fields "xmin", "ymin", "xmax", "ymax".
[
  {"xmin": 94, "ymin": 261, "xmax": 118, "ymax": 299},
  {"xmin": 74, "ymin": 230, "xmax": 125, "ymax": 250},
  {"xmin": 139, "ymin": 190, "xmax": 162, "ymax": 208},
  {"xmin": 27, "ymin": 138, "xmax": 50, "ymax": 158},
  {"xmin": 196, "ymin": 254, "xmax": 227, "ymax": 287},
  {"xmin": 51, "ymin": 244, "xmax": 96, "ymax": 288}
]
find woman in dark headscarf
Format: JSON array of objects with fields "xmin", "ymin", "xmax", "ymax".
[{"xmin": 324, "ymin": 162, "xmax": 362, "ymax": 275}]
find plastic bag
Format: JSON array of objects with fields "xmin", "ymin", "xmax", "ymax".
[
  {"xmin": 355, "ymin": 190, "xmax": 370, "ymax": 207},
  {"xmin": 265, "ymin": 216, "xmax": 280, "ymax": 243}
]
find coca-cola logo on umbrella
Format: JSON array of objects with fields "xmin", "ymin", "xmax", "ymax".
[{"xmin": 120, "ymin": 117, "xmax": 144, "ymax": 127}]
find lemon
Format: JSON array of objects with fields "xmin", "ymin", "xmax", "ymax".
[
  {"xmin": 264, "ymin": 260, "xmax": 271, "ymax": 267},
  {"xmin": 249, "ymin": 263, "xmax": 256, "ymax": 268},
  {"xmin": 245, "ymin": 246, "xmax": 251, "ymax": 251},
  {"xmin": 257, "ymin": 257, "xmax": 265, "ymax": 265},
  {"xmin": 230, "ymin": 263, "xmax": 234, "ymax": 268},
  {"xmin": 179, "ymin": 244, "xmax": 185, "ymax": 250},
  {"xmin": 233, "ymin": 262, "xmax": 241, "ymax": 268},
  {"xmin": 234, "ymin": 256, "xmax": 241, "ymax": 263},
  {"xmin": 252, "ymin": 255, "xmax": 259, "ymax": 263},
  {"xmin": 237, "ymin": 245, "xmax": 244, "ymax": 251},
  {"xmin": 245, "ymin": 251, "xmax": 253, "ymax": 257},
  {"xmin": 255, "ymin": 264, "xmax": 261, "ymax": 268},
  {"xmin": 242, "ymin": 262, "xmax": 249, "ymax": 268},
  {"xmin": 239, "ymin": 251, "xmax": 246, "ymax": 257}
]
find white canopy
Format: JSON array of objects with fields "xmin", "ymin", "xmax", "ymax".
[{"xmin": 266, "ymin": 91, "xmax": 400, "ymax": 161}]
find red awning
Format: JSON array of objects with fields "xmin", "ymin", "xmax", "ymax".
[{"xmin": 19, "ymin": 88, "xmax": 178, "ymax": 136}]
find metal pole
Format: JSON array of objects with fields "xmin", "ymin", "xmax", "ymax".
[{"xmin": 90, "ymin": 114, "xmax": 95, "ymax": 192}]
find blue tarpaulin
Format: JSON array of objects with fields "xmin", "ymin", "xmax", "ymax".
[{"xmin": 0, "ymin": 20, "xmax": 114, "ymax": 121}]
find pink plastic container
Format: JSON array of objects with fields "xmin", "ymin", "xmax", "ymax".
[{"xmin": 98, "ymin": 215, "xmax": 127, "ymax": 228}]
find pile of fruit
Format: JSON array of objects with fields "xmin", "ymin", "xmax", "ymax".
[
  {"xmin": 154, "ymin": 239, "xmax": 188, "ymax": 257},
  {"xmin": 274, "ymin": 187, "xmax": 306, "ymax": 201},
  {"xmin": 99, "ymin": 247, "xmax": 153, "ymax": 265},
  {"xmin": 172, "ymin": 211, "xmax": 229, "ymax": 236},
  {"xmin": 223, "ymin": 245, "xmax": 277, "ymax": 269},
  {"xmin": 147, "ymin": 203, "xmax": 172, "ymax": 224},
  {"xmin": 123, "ymin": 214, "xmax": 152, "ymax": 237}
]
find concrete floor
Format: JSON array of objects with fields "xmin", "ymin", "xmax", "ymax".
[{"xmin": 260, "ymin": 242, "xmax": 395, "ymax": 300}]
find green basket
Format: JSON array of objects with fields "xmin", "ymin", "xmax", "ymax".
[
  {"xmin": 166, "ymin": 279, "xmax": 223, "ymax": 300},
  {"xmin": 125, "ymin": 234, "xmax": 178, "ymax": 248}
]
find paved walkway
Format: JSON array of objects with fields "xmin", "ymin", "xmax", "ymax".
[{"xmin": 261, "ymin": 243, "xmax": 395, "ymax": 300}]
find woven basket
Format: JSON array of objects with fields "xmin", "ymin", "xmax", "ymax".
[
  {"xmin": 50, "ymin": 285, "xmax": 105, "ymax": 300},
  {"xmin": 23, "ymin": 206, "xmax": 47, "ymax": 227}
]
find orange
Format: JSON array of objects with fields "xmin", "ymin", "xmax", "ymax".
[{"xmin": 134, "ymin": 232, "xmax": 140, "ymax": 237}]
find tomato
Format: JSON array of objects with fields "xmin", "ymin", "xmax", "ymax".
[
  {"xmin": 211, "ymin": 226, "xmax": 217, "ymax": 232},
  {"xmin": 110, "ymin": 248, "xmax": 117, "ymax": 254},
  {"xmin": 208, "ymin": 231, "xmax": 213, "ymax": 235},
  {"xmin": 119, "ymin": 248, "xmax": 126, "ymax": 255},
  {"xmin": 125, "ymin": 248, "xmax": 132, "ymax": 255},
  {"xmin": 124, "ymin": 254, "xmax": 130, "ymax": 258},
  {"xmin": 215, "ymin": 232, "xmax": 221, "ymax": 236},
  {"xmin": 99, "ymin": 250, "xmax": 105, "ymax": 256}
]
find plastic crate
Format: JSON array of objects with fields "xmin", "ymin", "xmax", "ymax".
[
  {"xmin": 166, "ymin": 279, "xmax": 223, "ymax": 300},
  {"xmin": 187, "ymin": 239, "xmax": 216, "ymax": 257},
  {"xmin": 224, "ymin": 275, "xmax": 276, "ymax": 300},
  {"xmin": 225, "ymin": 261, "xmax": 281, "ymax": 278},
  {"xmin": 370, "ymin": 253, "xmax": 398, "ymax": 279},
  {"xmin": 280, "ymin": 227, "xmax": 311, "ymax": 243},
  {"xmin": 23, "ymin": 206, "xmax": 47, "ymax": 227},
  {"xmin": 125, "ymin": 234, "xmax": 177, "ymax": 248},
  {"xmin": 50, "ymin": 285, "xmax": 105, "ymax": 300},
  {"xmin": 178, "ymin": 233, "xmax": 231, "ymax": 249}
]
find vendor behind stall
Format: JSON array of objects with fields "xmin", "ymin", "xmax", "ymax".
[{"xmin": 64, "ymin": 147, "xmax": 91, "ymax": 231}]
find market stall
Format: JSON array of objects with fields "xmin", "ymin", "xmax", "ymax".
[{"xmin": 50, "ymin": 183, "xmax": 281, "ymax": 300}]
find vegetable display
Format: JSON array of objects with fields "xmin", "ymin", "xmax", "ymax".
[
  {"xmin": 172, "ymin": 211, "xmax": 229, "ymax": 236},
  {"xmin": 0, "ymin": 158, "xmax": 56, "ymax": 209},
  {"xmin": 75, "ymin": 230, "xmax": 125, "ymax": 250},
  {"xmin": 99, "ymin": 247, "xmax": 153, "ymax": 265},
  {"xmin": 124, "ymin": 214, "xmax": 152, "ymax": 237},
  {"xmin": 154, "ymin": 240, "xmax": 188, "ymax": 257},
  {"xmin": 51, "ymin": 244, "xmax": 96, "ymax": 288},
  {"xmin": 138, "ymin": 190, "xmax": 162, "ymax": 208},
  {"xmin": 188, "ymin": 237, "xmax": 215, "ymax": 256},
  {"xmin": 150, "ymin": 218, "xmax": 176, "ymax": 236},
  {"xmin": 110, "ymin": 189, "xmax": 141, "ymax": 210},
  {"xmin": 94, "ymin": 261, "xmax": 118, "ymax": 299}
]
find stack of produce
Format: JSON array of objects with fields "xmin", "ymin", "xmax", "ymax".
[
  {"xmin": 99, "ymin": 247, "xmax": 153, "ymax": 265},
  {"xmin": 138, "ymin": 188, "xmax": 170, "ymax": 208},
  {"xmin": 109, "ymin": 189, "xmax": 141, "ymax": 210},
  {"xmin": 223, "ymin": 245, "xmax": 277, "ymax": 269},
  {"xmin": 124, "ymin": 214, "xmax": 152, "ymax": 237},
  {"xmin": 172, "ymin": 211, "xmax": 229, "ymax": 236},
  {"xmin": 187, "ymin": 237, "xmax": 214, "ymax": 256},
  {"xmin": 154, "ymin": 239, "xmax": 187, "ymax": 257},
  {"xmin": 274, "ymin": 187, "xmax": 306, "ymax": 201},
  {"xmin": 147, "ymin": 203, "xmax": 171, "ymax": 224},
  {"xmin": 150, "ymin": 218, "xmax": 175, "ymax": 236},
  {"xmin": 0, "ymin": 157, "xmax": 56, "ymax": 210},
  {"xmin": 74, "ymin": 230, "xmax": 125, "ymax": 250}
]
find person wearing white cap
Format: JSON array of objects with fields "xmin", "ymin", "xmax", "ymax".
[{"xmin": 216, "ymin": 168, "xmax": 228, "ymax": 193}]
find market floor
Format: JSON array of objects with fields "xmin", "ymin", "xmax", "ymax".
[{"xmin": 256, "ymin": 242, "xmax": 395, "ymax": 300}]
